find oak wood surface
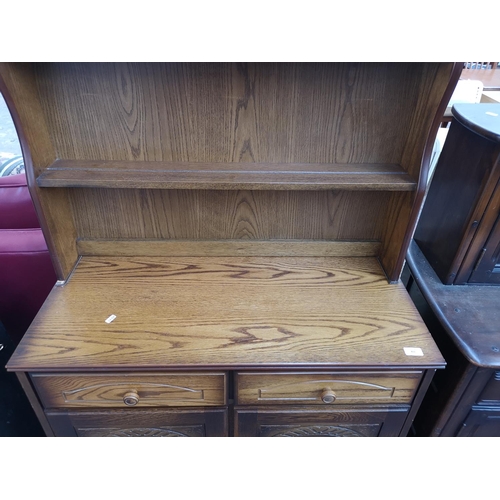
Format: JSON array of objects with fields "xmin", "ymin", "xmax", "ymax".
[
  {"xmin": 76, "ymin": 239, "xmax": 381, "ymax": 257},
  {"xmin": 68, "ymin": 189, "xmax": 391, "ymax": 241},
  {"xmin": 0, "ymin": 62, "xmax": 459, "ymax": 281},
  {"xmin": 235, "ymin": 371, "xmax": 422, "ymax": 405},
  {"xmin": 380, "ymin": 63, "xmax": 463, "ymax": 282},
  {"xmin": 31, "ymin": 372, "xmax": 226, "ymax": 408},
  {"xmin": 36, "ymin": 160, "xmax": 416, "ymax": 191},
  {"xmin": 32, "ymin": 63, "xmax": 437, "ymax": 165},
  {"xmin": 7, "ymin": 256, "xmax": 444, "ymax": 371}
]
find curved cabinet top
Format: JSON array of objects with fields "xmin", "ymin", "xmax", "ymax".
[{"xmin": 452, "ymin": 103, "xmax": 500, "ymax": 143}]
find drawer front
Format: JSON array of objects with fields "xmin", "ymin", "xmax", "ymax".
[
  {"xmin": 236, "ymin": 371, "xmax": 422, "ymax": 406},
  {"xmin": 31, "ymin": 372, "xmax": 226, "ymax": 408}
]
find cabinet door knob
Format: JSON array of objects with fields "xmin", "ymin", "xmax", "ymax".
[
  {"xmin": 321, "ymin": 388, "xmax": 336, "ymax": 404},
  {"xmin": 123, "ymin": 391, "xmax": 140, "ymax": 406}
]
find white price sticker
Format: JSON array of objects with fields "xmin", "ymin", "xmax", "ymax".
[{"xmin": 404, "ymin": 347, "xmax": 424, "ymax": 356}]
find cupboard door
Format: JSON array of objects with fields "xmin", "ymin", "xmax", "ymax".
[
  {"xmin": 468, "ymin": 213, "xmax": 500, "ymax": 284},
  {"xmin": 45, "ymin": 408, "xmax": 228, "ymax": 437},
  {"xmin": 234, "ymin": 406, "xmax": 409, "ymax": 437},
  {"xmin": 457, "ymin": 407, "xmax": 500, "ymax": 437}
]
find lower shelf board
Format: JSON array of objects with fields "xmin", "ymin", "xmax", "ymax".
[{"xmin": 7, "ymin": 255, "xmax": 444, "ymax": 371}]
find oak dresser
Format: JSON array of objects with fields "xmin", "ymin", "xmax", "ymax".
[{"xmin": 1, "ymin": 63, "xmax": 460, "ymax": 437}]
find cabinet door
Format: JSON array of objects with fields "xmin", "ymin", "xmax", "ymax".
[
  {"xmin": 234, "ymin": 406, "xmax": 409, "ymax": 437},
  {"xmin": 468, "ymin": 213, "xmax": 500, "ymax": 284},
  {"xmin": 45, "ymin": 408, "xmax": 228, "ymax": 437},
  {"xmin": 457, "ymin": 407, "xmax": 500, "ymax": 437}
]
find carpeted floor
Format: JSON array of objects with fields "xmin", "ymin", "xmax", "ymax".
[{"xmin": 0, "ymin": 321, "xmax": 44, "ymax": 436}]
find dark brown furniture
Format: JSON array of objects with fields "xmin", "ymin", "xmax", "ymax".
[
  {"xmin": 406, "ymin": 241, "xmax": 500, "ymax": 436},
  {"xmin": 0, "ymin": 63, "xmax": 459, "ymax": 437},
  {"xmin": 415, "ymin": 103, "xmax": 500, "ymax": 285}
]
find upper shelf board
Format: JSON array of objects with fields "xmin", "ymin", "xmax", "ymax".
[{"xmin": 36, "ymin": 160, "xmax": 417, "ymax": 191}]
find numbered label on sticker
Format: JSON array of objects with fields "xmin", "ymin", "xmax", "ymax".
[{"xmin": 404, "ymin": 347, "xmax": 424, "ymax": 356}]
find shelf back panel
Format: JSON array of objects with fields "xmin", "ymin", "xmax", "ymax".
[
  {"xmin": 34, "ymin": 62, "xmax": 433, "ymax": 167},
  {"xmin": 68, "ymin": 188, "xmax": 391, "ymax": 242}
]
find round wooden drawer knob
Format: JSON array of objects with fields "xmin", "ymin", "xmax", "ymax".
[
  {"xmin": 321, "ymin": 388, "xmax": 336, "ymax": 404},
  {"xmin": 123, "ymin": 391, "xmax": 140, "ymax": 406}
]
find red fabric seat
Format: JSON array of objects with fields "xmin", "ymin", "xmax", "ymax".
[{"xmin": 0, "ymin": 173, "xmax": 56, "ymax": 343}]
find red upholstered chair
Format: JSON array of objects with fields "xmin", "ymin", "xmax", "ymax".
[{"xmin": 0, "ymin": 173, "xmax": 56, "ymax": 344}]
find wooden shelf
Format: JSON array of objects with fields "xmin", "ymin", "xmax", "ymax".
[
  {"xmin": 7, "ymin": 256, "xmax": 444, "ymax": 371},
  {"xmin": 36, "ymin": 160, "xmax": 417, "ymax": 191}
]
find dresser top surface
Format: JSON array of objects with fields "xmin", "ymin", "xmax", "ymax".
[{"xmin": 7, "ymin": 256, "xmax": 445, "ymax": 371}]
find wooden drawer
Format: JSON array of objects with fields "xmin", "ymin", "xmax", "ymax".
[
  {"xmin": 236, "ymin": 371, "xmax": 422, "ymax": 406},
  {"xmin": 31, "ymin": 372, "xmax": 226, "ymax": 409}
]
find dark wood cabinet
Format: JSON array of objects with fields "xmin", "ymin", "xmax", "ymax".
[
  {"xmin": 415, "ymin": 103, "xmax": 500, "ymax": 285},
  {"xmin": 1, "ymin": 63, "xmax": 459, "ymax": 437},
  {"xmin": 457, "ymin": 407, "xmax": 500, "ymax": 437},
  {"xmin": 406, "ymin": 241, "xmax": 500, "ymax": 436}
]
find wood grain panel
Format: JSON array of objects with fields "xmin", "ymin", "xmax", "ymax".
[
  {"xmin": 68, "ymin": 189, "xmax": 391, "ymax": 241},
  {"xmin": 32, "ymin": 372, "xmax": 226, "ymax": 408},
  {"xmin": 76, "ymin": 239, "xmax": 381, "ymax": 257},
  {"xmin": 379, "ymin": 62, "xmax": 461, "ymax": 281},
  {"xmin": 33, "ymin": 63, "xmax": 439, "ymax": 165},
  {"xmin": 7, "ymin": 256, "xmax": 445, "ymax": 371},
  {"xmin": 379, "ymin": 191, "xmax": 414, "ymax": 282},
  {"xmin": 235, "ymin": 371, "xmax": 422, "ymax": 405}
]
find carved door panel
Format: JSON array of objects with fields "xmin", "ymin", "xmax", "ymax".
[
  {"xmin": 234, "ymin": 406, "xmax": 410, "ymax": 437},
  {"xmin": 45, "ymin": 408, "xmax": 228, "ymax": 437}
]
